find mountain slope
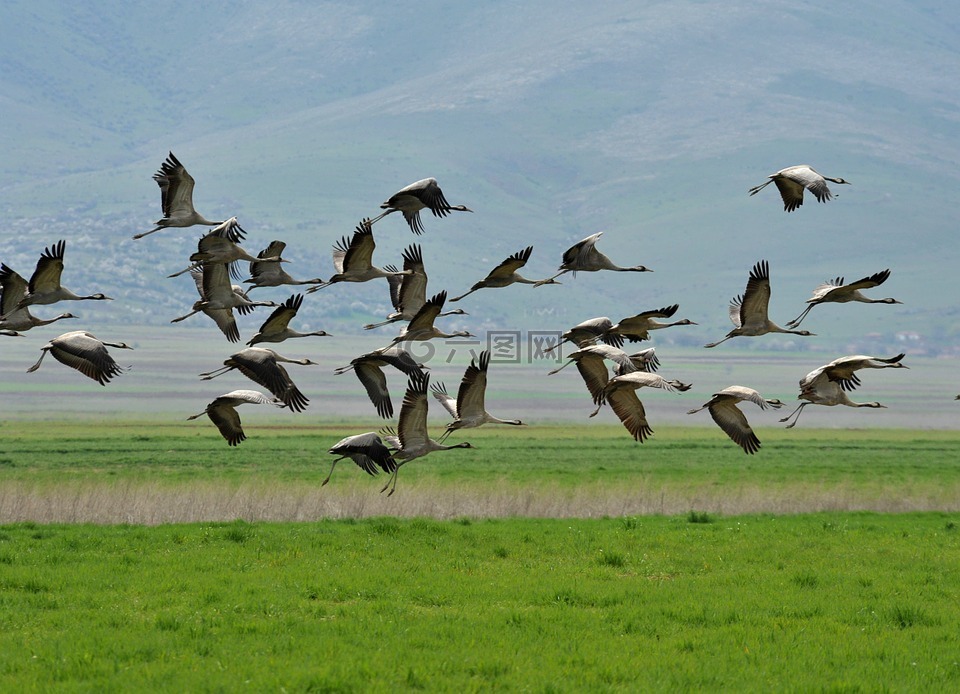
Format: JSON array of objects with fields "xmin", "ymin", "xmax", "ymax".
[{"xmin": 1, "ymin": 1, "xmax": 958, "ymax": 352}]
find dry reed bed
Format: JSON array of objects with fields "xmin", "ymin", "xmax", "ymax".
[{"xmin": 2, "ymin": 479, "xmax": 958, "ymax": 524}]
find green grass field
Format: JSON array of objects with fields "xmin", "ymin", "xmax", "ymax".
[
  {"xmin": 2, "ymin": 514, "xmax": 958, "ymax": 691},
  {"xmin": 1, "ymin": 423, "xmax": 959, "ymax": 690},
  {"xmin": 2, "ymin": 422, "xmax": 959, "ymax": 522}
]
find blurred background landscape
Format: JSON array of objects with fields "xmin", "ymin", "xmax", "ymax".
[{"xmin": 1, "ymin": 1, "xmax": 958, "ymax": 426}]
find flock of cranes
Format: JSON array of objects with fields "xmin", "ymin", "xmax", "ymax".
[{"xmin": 1, "ymin": 153, "xmax": 939, "ymax": 494}]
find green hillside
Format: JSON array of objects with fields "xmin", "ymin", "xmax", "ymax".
[{"xmin": 1, "ymin": 1, "xmax": 959, "ymax": 353}]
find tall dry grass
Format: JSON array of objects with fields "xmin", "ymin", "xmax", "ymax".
[{"xmin": 2, "ymin": 479, "xmax": 958, "ymax": 524}]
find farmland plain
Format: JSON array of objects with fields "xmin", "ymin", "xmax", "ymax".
[
  {"xmin": 2, "ymin": 358, "xmax": 959, "ymax": 689},
  {"xmin": 2, "ymin": 423, "xmax": 959, "ymax": 523}
]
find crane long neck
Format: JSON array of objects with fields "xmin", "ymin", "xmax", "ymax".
[
  {"xmin": 535, "ymin": 270, "xmax": 567, "ymax": 286},
  {"xmin": 28, "ymin": 313, "xmax": 70, "ymax": 327},
  {"xmin": 55, "ymin": 288, "xmax": 85, "ymax": 301},
  {"xmin": 436, "ymin": 441, "xmax": 470, "ymax": 451},
  {"xmin": 368, "ymin": 209, "xmax": 395, "ymax": 225}
]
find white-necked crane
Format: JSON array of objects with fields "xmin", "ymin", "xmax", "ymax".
[
  {"xmin": 779, "ymin": 354, "xmax": 908, "ymax": 428},
  {"xmin": 369, "ymin": 178, "xmax": 472, "ymax": 235},
  {"xmin": 12, "ymin": 241, "xmax": 112, "ymax": 313},
  {"xmin": 198, "ymin": 347, "xmax": 317, "ymax": 412},
  {"xmin": 786, "ymin": 269, "xmax": 901, "ymax": 328},
  {"xmin": 307, "ymin": 219, "xmax": 409, "ymax": 293},
  {"xmin": 450, "ymin": 246, "xmax": 558, "ymax": 302},
  {"xmin": 534, "ymin": 232, "xmax": 652, "ymax": 286},
  {"xmin": 134, "ymin": 152, "xmax": 223, "ymax": 239},
  {"xmin": 187, "ymin": 390, "xmax": 284, "ymax": 446},
  {"xmin": 323, "ymin": 432, "xmax": 398, "ymax": 486},
  {"xmin": 247, "ymin": 294, "xmax": 331, "ymax": 346},
  {"xmin": 687, "ymin": 386, "xmax": 784, "ymax": 454},
  {"xmin": 26, "ymin": 330, "xmax": 131, "ymax": 385},
  {"xmin": 0, "ymin": 264, "xmax": 76, "ymax": 335},
  {"xmin": 431, "ymin": 350, "xmax": 524, "ymax": 441},
  {"xmin": 748, "ymin": 165, "xmax": 850, "ymax": 212},
  {"xmin": 704, "ymin": 260, "xmax": 815, "ymax": 348}
]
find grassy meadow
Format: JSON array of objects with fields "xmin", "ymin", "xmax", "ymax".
[
  {"xmin": 1, "ymin": 422, "xmax": 959, "ymax": 522},
  {"xmin": 2, "ymin": 422, "xmax": 959, "ymax": 690},
  {"xmin": 2, "ymin": 514, "xmax": 959, "ymax": 691}
]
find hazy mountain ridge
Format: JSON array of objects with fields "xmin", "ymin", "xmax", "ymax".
[{"xmin": 2, "ymin": 1, "xmax": 958, "ymax": 352}]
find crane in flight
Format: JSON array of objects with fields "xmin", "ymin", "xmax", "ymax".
[
  {"xmin": 307, "ymin": 219, "xmax": 409, "ymax": 292},
  {"xmin": 11, "ymin": 240, "xmax": 112, "ymax": 314},
  {"xmin": 244, "ymin": 240, "xmax": 323, "ymax": 290},
  {"xmin": 779, "ymin": 354, "xmax": 907, "ymax": 428},
  {"xmin": 704, "ymin": 260, "xmax": 814, "ymax": 348},
  {"xmin": 187, "ymin": 390, "xmax": 284, "ymax": 446},
  {"xmin": 246, "ymin": 294, "xmax": 331, "ymax": 346},
  {"xmin": 135, "ymin": 152, "xmax": 224, "ymax": 239},
  {"xmin": 333, "ymin": 345, "xmax": 427, "ymax": 419},
  {"xmin": 450, "ymin": 246, "xmax": 559, "ymax": 302},
  {"xmin": 198, "ymin": 347, "xmax": 317, "ymax": 412},
  {"xmin": 0, "ymin": 264, "xmax": 76, "ymax": 335},
  {"xmin": 687, "ymin": 386, "xmax": 783, "ymax": 454},
  {"xmin": 364, "ymin": 244, "xmax": 466, "ymax": 330},
  {"xmin": 535, "ymin": 232, "xmax": 652, "ymax": 286},
  {"xmin": 430, "ymin": 350, "xmax": 524, "ymax": 441},
  {"xmin": 609, "ymin": 304, "xmax": 697, "ymax": 343},
  {"xmin": 322, "ymin": 432, "xmax": 398, "ymax": 486},
  {"xmin": 748, "ymin": 165, "xmax": 850, "ymax": 212},
  {"xmin": 369, "ymin": 177, "xmax": 472, "ymax": 235},
  {"xmin": 590, "ymin": 372, "xmax": 692, "ymax": 442},
  {"xmin": 378, "ymin": 371, "xmax": 474, "ymax": 496},
  {"xmin": 26, "ymin": 330, "xmax": 132, "ymax": 385},
  {"xmin": 786, "ymin": 269, "xmax": 901, "ymax": 328}
]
